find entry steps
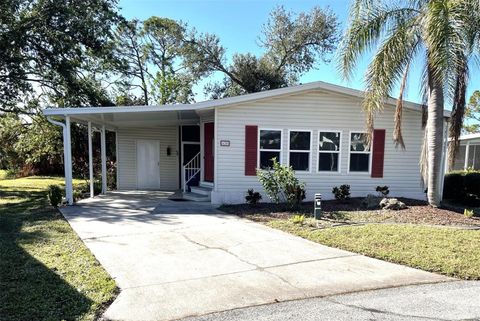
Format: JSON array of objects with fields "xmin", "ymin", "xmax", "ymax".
[{"xmin": 182, "ymin": 181, "xmax": 213, "ymax": 202}]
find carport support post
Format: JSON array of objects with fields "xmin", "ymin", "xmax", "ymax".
[
  {"xmin": 65, "ymin": 116, "xmax": 74, "ymax": 205},
  {"xmin": 101, "ymin": 125, "xmax": 107, "ymax": 195},
  {"xmin": 88, "ymin": 122, "xmax": 94, "ymax": 198}
]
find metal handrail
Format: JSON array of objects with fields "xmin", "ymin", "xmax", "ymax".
[{"xmin": 183, "ymin": 152, "xmax": 201, "ymax": 192}]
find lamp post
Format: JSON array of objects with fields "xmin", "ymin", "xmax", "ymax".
[{"xmin": 314, "ymin": 193, "xmax": 322, "ymax": 219}]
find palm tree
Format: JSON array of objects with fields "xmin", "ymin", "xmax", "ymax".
[{"xmin": 338, "ymin": 0, "xmax": 479, "ymax": 207}]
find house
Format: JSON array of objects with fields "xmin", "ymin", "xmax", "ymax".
[
  {"xmin": 43, "ymin": 81, "xmax": 450, "ymax": 205},
  {"xmin": 450, "ymin": 133, "xmax": 480, "ymax": 171}
]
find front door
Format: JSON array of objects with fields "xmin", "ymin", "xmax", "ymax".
[
  {"xmin": 204, "ymin": 122, "xmax": 214, "ymax": 182},
  {"xmin": 136, "ymin": 140, "xmax": 160, "ymax": 189}
]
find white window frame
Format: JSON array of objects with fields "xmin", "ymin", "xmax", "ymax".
[
  {"xmin": 258, "ymin": 128, "xmax": 283, "ymax": 169},
  {"xmin": 287, "ymin": 129, "xmax": 312, "ymax": 173},
  {"xmin": 317, "ymin": 130, "xmax": 342, "ymax": 173},
  {"xmin": 347, "ymin": 131, "xmax": 372, "ymax": 174}
]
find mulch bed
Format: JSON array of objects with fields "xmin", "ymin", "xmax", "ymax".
[{"xmin": 219, "ymin": 198, "xmax": 480, "ymax": 227}]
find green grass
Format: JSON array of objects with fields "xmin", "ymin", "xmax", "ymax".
[
  {"xmin": 268, "ymin": 220, "xmax": 480, "ymax": 280},
  {"xmin": 0, "ymin": 174, "xmax": 117, "ymax": 321}
]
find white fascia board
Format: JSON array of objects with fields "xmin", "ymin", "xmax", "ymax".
[{"xmin": 42, "ymin": 81, "xmax": 451, "ymax": 118}]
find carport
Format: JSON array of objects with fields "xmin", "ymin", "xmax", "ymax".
[{"xmin": 44, "ymin": 105, "xmax": 201, "ymax": 204}]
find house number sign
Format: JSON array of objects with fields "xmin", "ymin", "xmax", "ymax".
[{"xmin": 220, "ymin": 140, "xmax": 230, "ymax": 147}]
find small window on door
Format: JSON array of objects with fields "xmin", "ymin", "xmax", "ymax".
[
  {"xmin": 289, "ymin": 131, "xmax": 311, "ymax": 171},
  {"xmin": 181, "ymin": 125, "xmax": 200, "ymax": 142},
  {"xmin": 259, "ymin": 129, "xmax": 282, "ymax": 169}
]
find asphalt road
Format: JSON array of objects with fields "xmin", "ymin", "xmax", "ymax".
[{"xmin": 182, "ymin": 281, "xmax": 480, "ymax": 321}]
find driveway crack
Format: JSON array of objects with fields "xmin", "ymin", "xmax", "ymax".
[{"xmin": 179, "ymin": 233, "xmax": 258, "ymax": 268}]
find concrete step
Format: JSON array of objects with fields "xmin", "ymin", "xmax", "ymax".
[
  {"xmin": 182, "ymin": 192, "xmax": 210, "ymax": 202},
  {"xmin": 190, "ymin": 185, "xmax": 212, "ymax": 196},
  {"xmin": 199, "ymin": 181, "xmax": 214, "ymax": 189}
]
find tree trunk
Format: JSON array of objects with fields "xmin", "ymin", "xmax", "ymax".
[{"xmin": 426, "ymin": 69, "xmax": 444, "ymax": 207}]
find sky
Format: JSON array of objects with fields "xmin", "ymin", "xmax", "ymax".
[{"xmin": 118, "ymin": 0, "xmax": 479, "ymax": 108}]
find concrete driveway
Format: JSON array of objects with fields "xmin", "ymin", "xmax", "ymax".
[{"xmin": 61, "ymin": 191, "xmax": 450, "ymax": 321}]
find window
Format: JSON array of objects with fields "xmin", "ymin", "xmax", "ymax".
[
  {"xmin": 349, "ymin": 132, "xmax": 370, "ymax": 172},
  {"xmin": 467, "ymin": 144, "xmax": 480, "ymax": 170},
  {"xmin": 453, "ymin": 145, "xmax": 466, "ymax": 171},
  {"xmin": 181, "ymin": 125, "xmax": 200, "ymax": 142},
  {"xmin": 259, "ymin": 129, "xmax": 282, "ymax": 169},
  {"xmin": 318, "ymin": 131, "xmax": 341, "ymax": 172},
  {"xmin": 289, "ymin": 131, "xmax": 311, "ymax": 171}
]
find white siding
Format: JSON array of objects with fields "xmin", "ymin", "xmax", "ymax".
[
  {"xmin": 117, "ymin": 127, "xmax": 179, "ymax": 190},
  {"xmin": 213, "ymin": 89, "xmax": 426, "ymax": 204}
]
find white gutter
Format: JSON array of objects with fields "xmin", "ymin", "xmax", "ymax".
[{"xmin": 46, "ymin": 116, "xmax": 74, "ymax": 205}]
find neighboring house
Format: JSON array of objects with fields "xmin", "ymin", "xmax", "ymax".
[
  {"xmin": 450, "ymin": 133, "xmax": 480, "ymax": 171},
  {"xmin": 43, "ymin": 81, "xmax": 450, "ymax": 205}
]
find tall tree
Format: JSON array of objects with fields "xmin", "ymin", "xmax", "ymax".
[
  {"xmin": 0, "ymin": 0, "xmax": 121, "ymax": 114},
  {"xmin": 113, "ymin": 19, "xmax": 151, "ymax": 105},
  {"xmin": 113, "ymin": 17, "xmax": 211, "ymax": 105},
  {"xmin": 463, "ymin": 90, "xmax": 480, "ymax": 134},
  {"xmin": 338, "ymin": 0, "xmax": 479, "ymax": 206},
  {"xmin": 185, "ymin": 6, "xmax": 338, "ymax": 98}
]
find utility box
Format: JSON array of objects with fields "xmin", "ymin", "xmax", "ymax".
[{"xmin": 314, "ymin": 193, "xmax": 322, "ymax": 219}]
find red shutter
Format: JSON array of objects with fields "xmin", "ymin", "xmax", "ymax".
[
  {"xmin": 371, "ymin": 129, "xmax": 386, "ymax": 178},
  {"xmin": 245, "ymin": 125, "xmax": 258, "ymax": 176}
]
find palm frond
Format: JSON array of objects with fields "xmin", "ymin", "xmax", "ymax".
[
  {"xmin": 448, "ymin": 58, "xmax": 468, "ymax": 170},
  {"xmin": 362, "ymin": 16, "xmax": 420, "ymax": 145},
  {"xmin": 424, "ymin": 0, "xmax": 468, "ymax": 91},
  {"xmin": 337, "ymin": 1, "xmax": 419, "ymax": 81},
  {"xmin": 393, "ymin": 62, "xmax": 410, "ymax": 149},
  {"xmin": 420, "ymin": 126, "xmax": 428, "ymax": 189}
]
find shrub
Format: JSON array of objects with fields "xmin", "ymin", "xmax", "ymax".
[
  {"xmin": 47, "ymin": 185, "xmax": 63, "ymax": 207},
  {"xmin": 285, "ymin": 183, "xmax": 306, "ymax": 207},
  {"xmin": 257, "ymin": 158, "xmax": 306, "ymax": 209},
  {"xmin": 443, "ymin": 170, "xmax": 480, "ymax": 203},
  {"xmin": 464, "ymin": 172, "xmax": 480, "ymax": 197},
  {"xmin": 332, "ymin": 184, "xmax": 350, "ymax": 202},
  {"xmin": 291, "ymin": 214, "xmax": 305, "ymax": 224},
  {"xmin": 73, "ymin": 190, "xmax": 83, "ymax": 203},
  {"xmin": 443, "ymin": 172, "xmax": 466, "ymax": 199},
  {"xmin": 245, "ymin": 189, "xmax": 262, "ymax": 205},
  {"xmin": 375, "ymin": 185, "xmax": 390, "ymax": 197},
  {"xmin": 93, "ymin": 180, "xmax": 102, "ymax": 195},
  {"xmin": 464, "ymin": 209, "xmax": 474, "ymax": 218}
]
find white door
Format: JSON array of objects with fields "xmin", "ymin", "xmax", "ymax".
[{"xmin": 136, "ymin": 140, "xmax": 160, "ymax": 189}]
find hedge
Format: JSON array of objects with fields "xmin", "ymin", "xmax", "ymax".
[{"xmin": 443, "ymin": 170, "xmax": 480, "ymax": 205}]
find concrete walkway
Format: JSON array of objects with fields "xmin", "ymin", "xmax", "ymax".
[{"xmin": 61, "ymin": 191, "xmax": 451, "ymax": 321}]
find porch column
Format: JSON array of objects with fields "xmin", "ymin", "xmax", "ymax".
[
  {"xmin": 88, "ymin": 122, "xmax": 94, "ymax": 198},
  {"xmin": 465, "ymin": 142, "xmax": 470, "ymax": 170},
  {"xmin": 101, "ymin": 125, "xmax": 107, "ymax": 194},
  {"xmin": 65, "ymin": 116, "xmax": 74, "ymax": 205}
]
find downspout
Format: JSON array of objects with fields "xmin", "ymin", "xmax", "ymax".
[{"xmin": 47, "ymin": 116, "xmax": 74, "ymax": 205}]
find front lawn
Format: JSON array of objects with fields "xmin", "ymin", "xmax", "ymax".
[
  {"xmin": 269, "ymin": 220, "xmax": 480, "ymax": 280},
  {"xmin": 0, "ymin": 173, "xmax": 117, "ymax": 321},
  {"xmin": 221, "ymin": 199, "xmax": 480, "ymax": 280}
]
